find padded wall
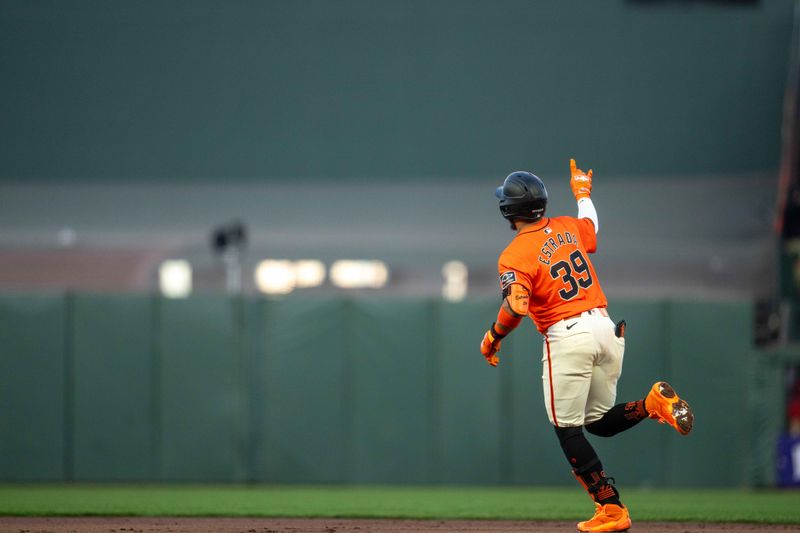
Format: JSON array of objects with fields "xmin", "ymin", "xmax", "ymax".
[
  {"xmin": 71, "ymin": 295, "xmax": 155, "ymax": 480},
  {"xmin": 249, "ymin": 297, "xmax": 351, "ymax": 483},
  {"xmin": 0, "ymin": 295, "xmax": 67, "ymax": 480},
  {"xmin": 0, "ymin": 294, "xmax": 756, "ymax": 486},
  {"xmin": 158, "ymin": 297, "xmax": 241, "ymax": 481}
]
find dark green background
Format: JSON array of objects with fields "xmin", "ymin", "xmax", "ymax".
[
  {"xmin": 0, "ymin": 0, "xmax": 792, "ymax": 181},
  {"xmin": 0, "ymin": 293, "xmax": 755, "ymax": 486}
]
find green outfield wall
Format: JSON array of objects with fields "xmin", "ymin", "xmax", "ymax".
[
  {"xmin": 0, "ymin": 294, "xmax": 757, "ymax": 487},
  {"xmin": 0, "ymin": 0, "xmax": 793, "ymax": 181}
]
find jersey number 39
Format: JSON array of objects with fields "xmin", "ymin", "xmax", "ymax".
[{"xmin": 549, "ymin": 250, "xmax": 593, "ymax": 301}]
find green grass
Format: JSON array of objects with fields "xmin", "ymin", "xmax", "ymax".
[{"xmin": 1, "ymin": 485, "xmax": 799, "ymax": 524}]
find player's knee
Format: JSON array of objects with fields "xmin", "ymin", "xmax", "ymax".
[{"xmin": 553, "ymin": 425, "xmax": 584, "ymax": 445}]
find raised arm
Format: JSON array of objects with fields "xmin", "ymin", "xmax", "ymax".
[{"xmin": 570, "ymin": 158, "xmax": 598, "ymax": 234}]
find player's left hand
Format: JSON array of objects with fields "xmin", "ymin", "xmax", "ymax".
[
  {"xmin": 570, "ymin": 158, "xmax": 593, "ymax": 201},
  {"xmin": 480, "ymin": 327, "xmax": 502, "ymax": 367}
]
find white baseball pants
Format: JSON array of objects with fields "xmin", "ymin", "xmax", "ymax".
[{"xmin": 541, "ymin": 308, "xmax": 625, "ymax": 427}]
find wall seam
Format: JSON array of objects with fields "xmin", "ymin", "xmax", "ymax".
[{"xmin": 62, "ymin": 292, "xmax": 75, "ymax": 482}]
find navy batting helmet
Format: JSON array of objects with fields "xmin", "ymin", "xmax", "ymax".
[{"xmin": 495, "ymin": 171, "xmax": 548, "ymax": 228}]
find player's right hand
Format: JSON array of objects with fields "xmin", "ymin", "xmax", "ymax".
[
  {"xmin": 570, "ymin": 158, "xmax": 593, "ymax": 201},
  {"xmin": 480, "ymin": 326, "xmax": 502, "ymax": 367}
]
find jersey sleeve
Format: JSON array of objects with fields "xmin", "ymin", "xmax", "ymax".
[
  {"xmin": 576, "ymin": 217, "xmax": 598, "ymax": 253},
  {"xmin": 497, "ymin": 251, "xmax": 534, "ymax": 296}
]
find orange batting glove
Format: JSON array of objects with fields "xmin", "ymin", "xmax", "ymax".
[
  {"xmin": 569, "ymin": 158, "xmax": 593, "ymax": 201},
  {"xmin": 480, "ymin": 325, "xmax": 503, "ymax": 367}
]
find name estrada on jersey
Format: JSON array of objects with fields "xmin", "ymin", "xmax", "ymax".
[
  {"xmin": 535, "ymin": 228, "xmax": 579, "ymax": 265},
  {"xmin": 498, "ymin": 215, "xmax": 607, "ymax": 333}
]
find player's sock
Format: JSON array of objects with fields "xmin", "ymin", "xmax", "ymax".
[
  {"xmin": 554, "ymin": 426, "xmax": 622, "ymax": 506},
  {"xmin": 584, "ymin": 400, "xmax": 647, "ymax": 437}
]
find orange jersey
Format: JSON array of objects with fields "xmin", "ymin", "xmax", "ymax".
[{"xmin": 497, "ymin": 216, "xmax": 607, "ymax": 333}]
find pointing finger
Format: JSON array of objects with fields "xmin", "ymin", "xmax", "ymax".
[{"xmin": 570, "ymin": 159, "xmax": 577, "ymax": 173}]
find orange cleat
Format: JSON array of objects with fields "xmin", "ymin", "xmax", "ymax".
[
  {"xmin": 577, "ymin": 503, "xmax": 632, "ymax": 532},
  {"xmin": 645, "ymin": 381, "xmax": 694, "ymax": 435}
]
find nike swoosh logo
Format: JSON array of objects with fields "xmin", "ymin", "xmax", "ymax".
[{"xmin": 566, "ymin": 322, "xmax": 577, "ymax": 330}]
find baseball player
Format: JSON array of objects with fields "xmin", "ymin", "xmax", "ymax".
[{"xmin": 480, "ymin": 160, "xmax": 695, "ymax": 532}]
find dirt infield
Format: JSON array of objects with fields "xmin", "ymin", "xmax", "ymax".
[{"xmin": 1, "ymin": 517, "xmax": 799, "ymax": 533}]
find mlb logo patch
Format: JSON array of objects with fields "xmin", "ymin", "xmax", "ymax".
[
  {"xmin": 544, "ymin": 227, "xmax": 553, "ymax": 235},
  {"xmin": 499, "ymin": 271, "xmax": 517, "ymax": 289}
]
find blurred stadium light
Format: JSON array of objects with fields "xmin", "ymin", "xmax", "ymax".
[
  {"xmin": 330, "ymin": 260, "xmax": 389, "ymax": 289},
  {"xmin": 442, "ymin": 260, "xmax": 468, "ymax": 302},
  {"xmin": 254, "ymin": 259, "xmax": 327, "ymax": 294},
  {"xmin": 255, "ymin": 260, "xmax": 296, "ymax": 295},
  {"xmin": 158, "ymin": 260, "xmax": 192, "ymax": 298},
  {"xmin": 294, "ymin": 260, "xmax": 326, "ymax": 288}
]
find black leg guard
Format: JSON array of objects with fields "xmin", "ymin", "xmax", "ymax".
[
  {"xmin": 554, "ymin": 425, "xmax": 622, "ymax": 506},
  {"xmin": 554, "ymin": 425, "xmax": 598, "ymax": 470}
]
